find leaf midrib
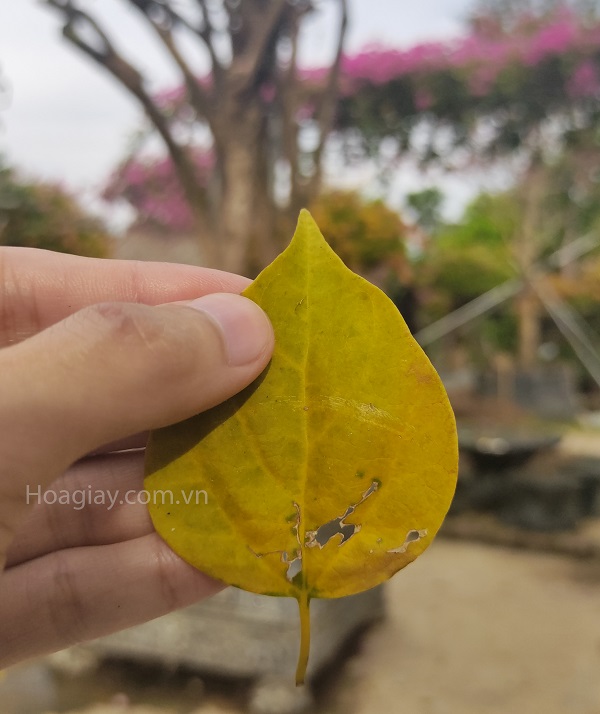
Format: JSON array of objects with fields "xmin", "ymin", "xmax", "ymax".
[{"xmin": 297, "ymin": 226, "xmax": 312, "ymax": 599}]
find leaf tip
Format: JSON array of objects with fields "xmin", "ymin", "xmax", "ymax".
[
  {"xmin": 297, "ymin": 207, "xmax": 314, "ymax": 222},
  {"xmin": 294, "ymin": 208, "xmax": 337, "ymax": 259},
  {"xmin": 296, "ymin": 208, "xmax": 320, "ymax": 237}
]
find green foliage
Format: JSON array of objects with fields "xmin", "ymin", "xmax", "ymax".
[
  {"xmin": 470, "ymin": 0, "xmax": 600, "ymax": 30},
  {"xmin": 427, "ymin": 242, "xmax": 515, "ymax": 303},
  {"xmin": 420, "ymin": 192, "xmax": 516, "ymax": 308},
  {"xmin": 418, "ymin": 148, "xmax": 600, "ymax": 364},
  {"xmin": 416, "ymin": 191, "xmax": 519, "ymax": 353},
  {"xmin": 440, "ymin": 193, "xmax": 520, "ymax": 251},
  {"xmin": 406, "ymin": 188, "xmax": 444, "ymax": 233},
  {"xmin": 309, "ymin": 190, "xmax": 407, "ymax": 273},
  {"xmin": 336, "ymin": 7, "xmax": 600, "ymax": 169},
  {"xmin": 0, "ymin": 164, "xmax": 112, "ymax": 257},
  {"xmin": 541, "ymin": 128, "xmax": 600, "ymax": 244}
]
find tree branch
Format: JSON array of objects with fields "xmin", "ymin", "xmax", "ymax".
[
  {"xmin": 278, "ymin": 8, "xmax": 302, "ymax": 209},
  {"xmin": 229, "ymin": 0, "xmax": 288, "ymax": 90},
  {"xmin": 130, "ymin": 1, "xmax": 224, "ymax": 81},
  {"xmin": 308, "ymin": 0, "xmax": 348, "ymax": 196},
  {"xmin": 45, "ymin": 0, "xmax": 206, "ymax": 221},
  {"xmin": 195, "ymin": 0, "xmax": 225, "ymax": 83},
  {"xmin": 124, "ymin": 0, "xmax": 216, "ymax": 123}
]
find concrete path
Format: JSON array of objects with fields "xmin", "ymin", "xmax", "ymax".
[{"xmin": 326, "ymin": 539, "xmax": 600, "ymax": 714}]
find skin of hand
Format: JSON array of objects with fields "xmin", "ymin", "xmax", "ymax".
[{"xmin": 0, "ymin": 247, "xmax": 275, "ymax": 669}]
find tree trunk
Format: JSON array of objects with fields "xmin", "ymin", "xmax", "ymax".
[
  {"xmin": 246, "ymin": 114, "xmax": 282, "ymax": 276},
  {"xmin": 211, "ymin": 83, "xmax": 271, "ymax": 273},
  {"xmin": 212, "ymin": 129, "xmax": 259, "ymax": 274},
  {"xmin": 214, "ymin": 106, "xmax": 288, "ymax": 275},
  {"xmin": 517, "ymin": 284, "xmax": 541, "ymax": 370},
  {"xmin": 195, "ymin": 221, "xmax": 222, "ymax": 269}
]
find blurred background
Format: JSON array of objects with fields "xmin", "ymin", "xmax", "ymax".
[{"xmin": 2, "ymin": 1, "xmax": 600, "ymax": 712}]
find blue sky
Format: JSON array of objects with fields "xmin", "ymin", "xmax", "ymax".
[{"xmin": 0, "ymin": 1, "xmax": 475, "ymax": 217}]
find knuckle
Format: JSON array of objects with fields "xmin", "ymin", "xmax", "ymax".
[
  {"xmin": 46, "ymin": 550, "xmax": 87, "ymax": 645},
  {"xmin": 72, "ymin": 302, "xmax": 211, "ymax": 382},
  {"xmin": 0, "ymin": 513, "xmax": 15, "ymax": 566},
  {"xmin": 78, "ymin": 302, "xmax": 165, "ymax": 346},
  {"xmin": 0, "ymin": 482, "xmax": 26, "ymax": 559},
  {"xmin": 154, "ymin": 542, "xmax": 182, "ymax": 612},
  {"xmin": 0, "ymin": 249, "xmax": 43, "ymax": 347}
]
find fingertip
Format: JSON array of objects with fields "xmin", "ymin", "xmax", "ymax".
[{"xmin": 184, "ymin": 293, "xmax": 274, "ymax": 368}]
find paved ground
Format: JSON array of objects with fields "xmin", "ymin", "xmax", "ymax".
[
  {"xmin": 324, "ymin": 539, "xmax": 600, "ymax": 714},
  {"xmin": 4, "ymin": 538, "xmax": 600, "ymax": 714}
]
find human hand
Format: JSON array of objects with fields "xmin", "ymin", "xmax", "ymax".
[{"xmin": 0, "ymin": 248, "xmax": 274, "ymax": 668}]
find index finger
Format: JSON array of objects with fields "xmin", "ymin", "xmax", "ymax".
[{"xmin": 0, "ymin": 247, "xmax": 252, "ymax": 346}]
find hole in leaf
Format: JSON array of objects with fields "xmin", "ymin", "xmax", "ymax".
[
  {"xmin": 406, "ymin": 529, "xmax": 422, "ymax": 543},
  {"xmin": 310, "ymin": 517, "xmax": 360, "ymax": 548},
  {"xmin": 251, "ymin": 504, "xmax": 305, "ymax": 582},
  {"xmin": 286, "ymin": 557, "xmax": 302, "ymax": 581},
  {"xmin": 305, "ymin": 481, "xmax": 379, "ymax": 549},
  {"xmin": 387, "ymin": 529, "xmax": 428, "ymax": 554}
]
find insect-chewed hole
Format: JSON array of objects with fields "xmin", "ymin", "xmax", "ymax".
[{"xmin": 286, "ymin": 558, "xmax": 302, "ymax": 581}]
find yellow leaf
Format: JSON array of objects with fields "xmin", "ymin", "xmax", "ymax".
[{"xmin": 144, "ymin": 210, "xmax": 458, "ymax": 684}]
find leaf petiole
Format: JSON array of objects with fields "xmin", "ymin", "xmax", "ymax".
[{"xmin": 295, "ymin": 589, "xmax": 311, "ymax": 686}]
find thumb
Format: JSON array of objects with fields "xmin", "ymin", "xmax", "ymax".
[{"xmin": 0, "ymin": 293, "xmax": 273, "ymax": 527}]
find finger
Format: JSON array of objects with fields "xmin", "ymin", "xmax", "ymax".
[
  {"xmin": 6, "ymin": 451, "xmax": 149, "ymax": 568},
  {"xmin": 0, "ymin": 247, "xmax": 251, "ymax": 346},
  {"xmin": 0, "ymin": 533, "xmax": 224, "ymax": 668},
  {"xmin": 0, "ymin": 294, "xmax": 274, "ymax": 550}
]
